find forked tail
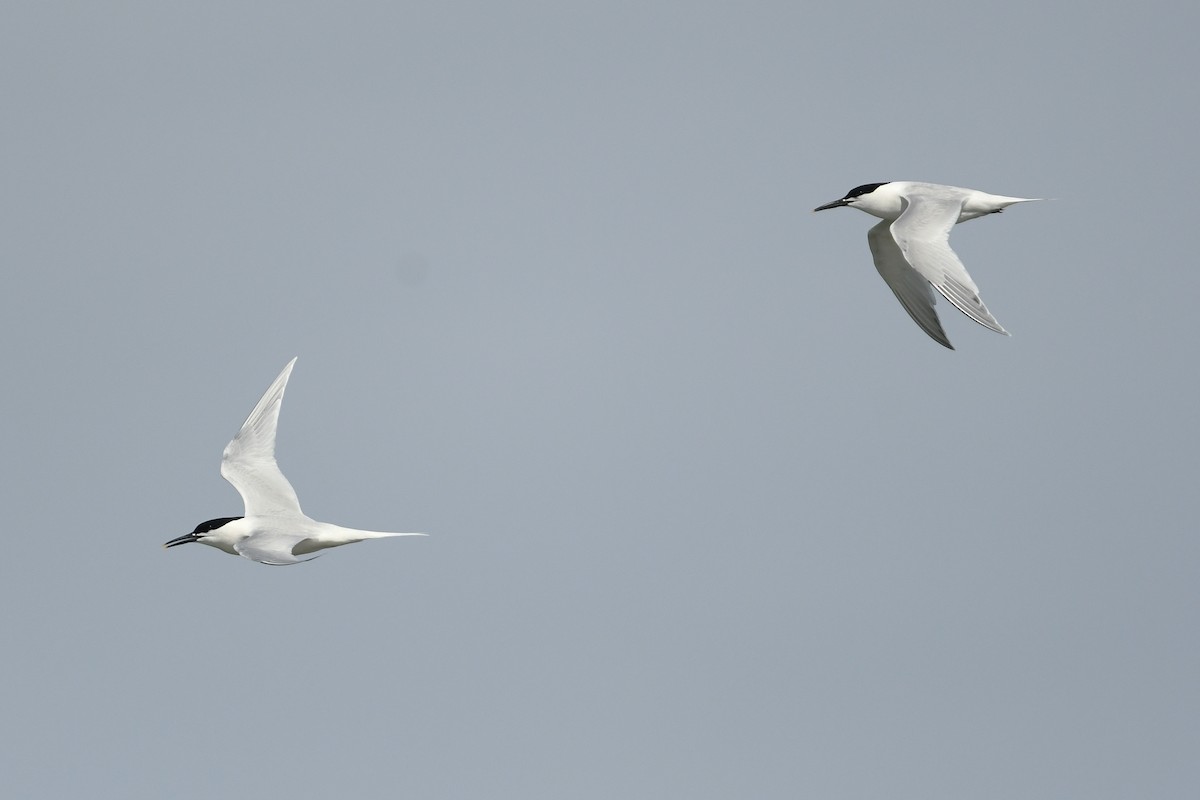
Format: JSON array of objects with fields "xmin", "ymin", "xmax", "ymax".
[{"xmin": 332, "ymin": 525, "xmax": 427, "ymax": 542}]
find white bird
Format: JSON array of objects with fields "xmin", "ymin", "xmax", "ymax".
[
  {"xmin": 814, "ymin": 181, "xmax": 1040, "ymax": 349},
  {"xmin": 164, "ymin": 357, "xmax": 425, "ymax": 565}
]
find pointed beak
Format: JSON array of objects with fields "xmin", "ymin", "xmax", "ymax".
[
  {"xmin": 163, "ymin": 532, "xmax": 200, "ymax": 549},
  {"xmin": 813, "ymin": 198, "xmax": 850, "ymax": 212}
]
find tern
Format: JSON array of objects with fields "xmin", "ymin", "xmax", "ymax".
[
  {"xmin": 814, "ymin": 181, "xmax": 1040, "ymax": 349},
  {"xmin": 164, "ymin": 357, "xmax": 425, "ymax": 565}
]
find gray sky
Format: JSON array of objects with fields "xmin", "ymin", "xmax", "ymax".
[{"xmin": 2, "ymin": 2, "xmax": 1196, "ymax": 798}]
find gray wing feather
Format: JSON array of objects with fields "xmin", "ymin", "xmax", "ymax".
[
  {"xmin": 890, "ymin": 197, "xmax": 1009, "ymax": 336},
  {"xmin": 867, "ymin": 220, "xmax": 954, "ymax": 349},
  {"xmin": 220, "ymin": 357, "xmax": 303, "ymax": 517}
]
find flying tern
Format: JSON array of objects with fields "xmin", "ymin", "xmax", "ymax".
[
  {"xmin": 164, "ymin": 357, "xmax": 425, "ymax": 565},
  {"xmin": 814, "ymin": 181, "xmax": 1040, "ymax": 349}
]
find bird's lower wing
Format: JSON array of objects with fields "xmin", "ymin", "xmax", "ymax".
[
  {"xmin": 891, "ymin": 198, "xmax": 1009, "ymax": 336},
  {"xmin": 234, "ymin": 534, "xmax": 319, "ymax": 566},
  {"xmin": 867, "ymin": 221, "xmax": 954, "ymax": 349}
]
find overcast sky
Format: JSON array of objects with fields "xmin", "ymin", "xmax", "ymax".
[{"xmin": 2, "ymin": 2, "xmax": 1197, "ymax": 798}]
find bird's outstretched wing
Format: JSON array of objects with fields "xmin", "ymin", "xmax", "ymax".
[
  {"xmin": 221, "ymin": 357, "xmax": 303, "ymax": 518},
  {"xmin": 867, "ymin": 220, "xmax": 954, "ymax": 349},
  {"xmin": 889, "ymin": 195, "xmax": 1009, "ymax": 336}
]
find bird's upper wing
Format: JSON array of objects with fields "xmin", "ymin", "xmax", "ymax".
[
  {"xmin": 889, "ymin": 195, "xmax": 1009, "ymax": 336},
  {"xmin": 867, "ymin": 220, "xmax": 954, "ymax": 349},
  {"xmin": 220, "ymin": 357, "xmax": 303, "ymax": 518},
  {"xmin": 234, "ymin": 533, "xmax": 319, "ymax": 565}
]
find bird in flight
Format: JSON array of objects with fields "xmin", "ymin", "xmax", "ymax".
[
  {"xmin": 815, "ymin": 181, "xmax": 1040, "ymax": 349},
  {"xmin": 164, "ymin": 357, "xmax": 425, "ymax": 565}
]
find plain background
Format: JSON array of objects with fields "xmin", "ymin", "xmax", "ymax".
[{"xmin": 2, "ymin": 2, "xmax": 1197, "ymax": 798}]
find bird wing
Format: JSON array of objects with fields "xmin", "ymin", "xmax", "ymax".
[
  {"xmin": 889, "ymin": 195, "xmax": 1009, "ymax": 336},
  {"xmin": 234, "ymin": 533, "xmax": 319, "ymax": 566},
  {"xmin": 220, "ymin": 357, "xmax": 303, "ymax": 518},
  {"xmin": 867, "ymin": 220, "xmax": 954, "ymax": 349}
]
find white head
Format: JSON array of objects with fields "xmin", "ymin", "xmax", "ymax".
[
  {"xmin": 163, "ymin": 516, "xmax": 245, "ymax": 555},
  {"xmin": 813, "ymin": 182, "xmax": 904, "ymax": 220}
]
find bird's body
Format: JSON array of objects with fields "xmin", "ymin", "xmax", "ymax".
[
  {"xmin": 164, "ymin": 358, "xmax": 424, "ymax": 565},
  {"xmin": 814, "ymin": 181, "xmax": 1040, "ymax": 349}
]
